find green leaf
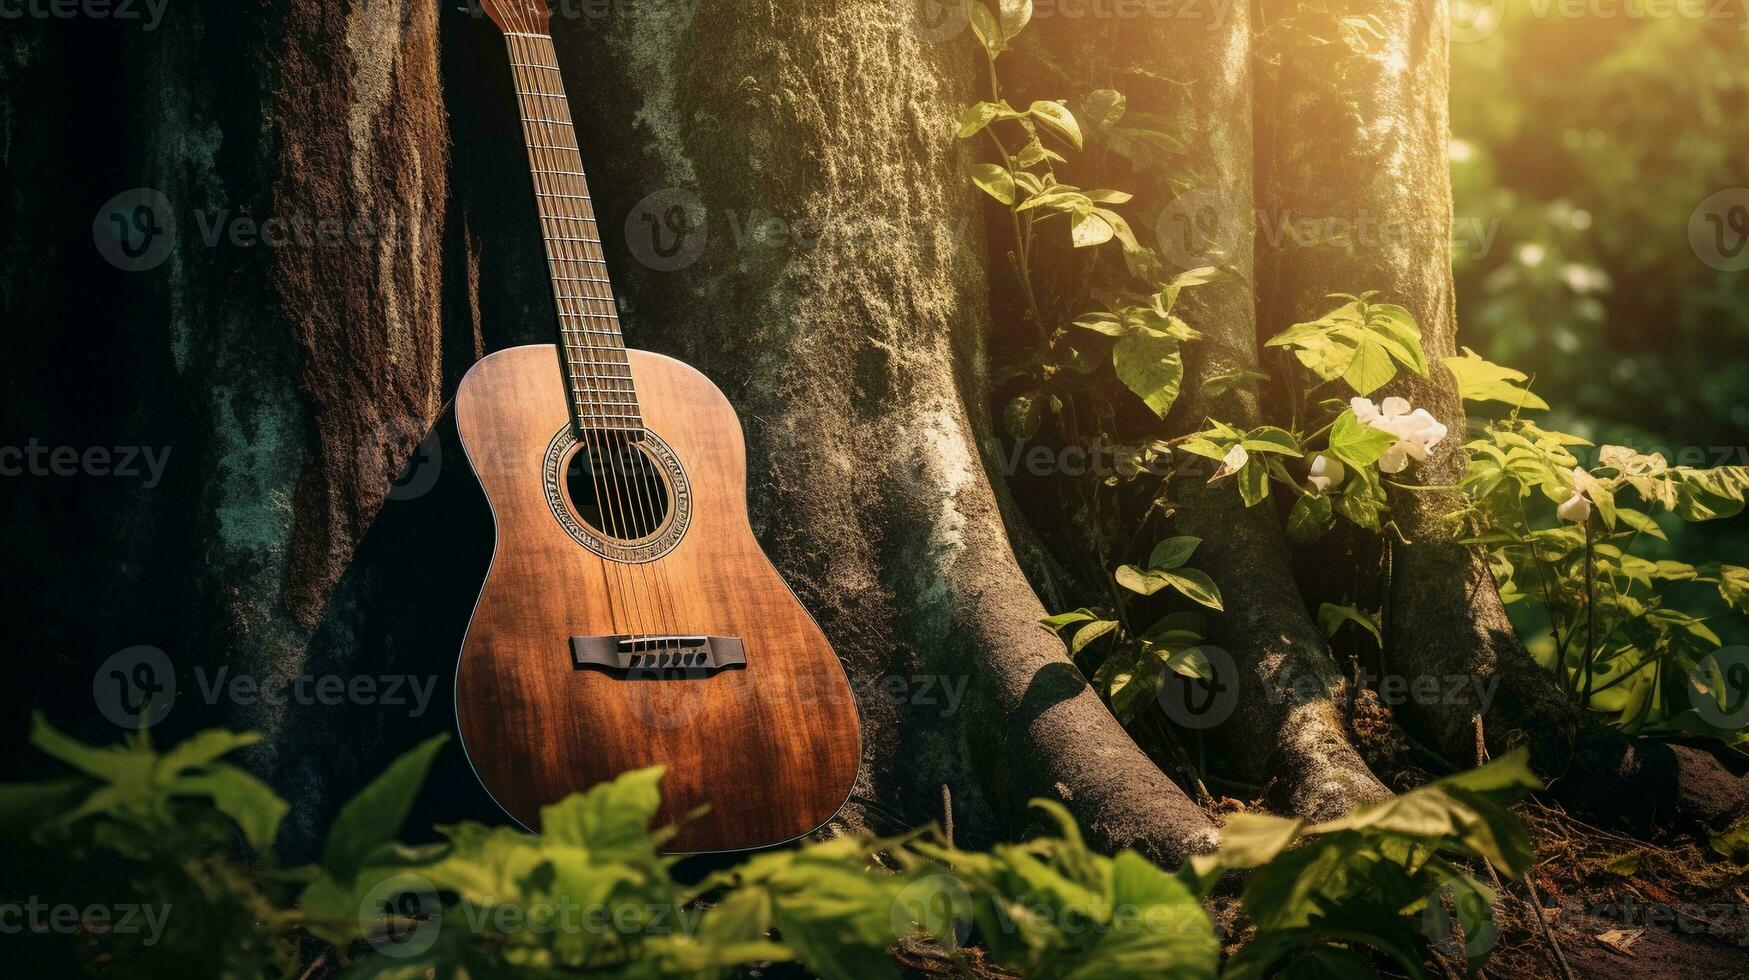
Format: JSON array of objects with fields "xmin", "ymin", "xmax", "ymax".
[
  {"xmin": 997, "ymin": 0, "xmax": 1033, "ymax": 39},
  {"xmin": 955, "ymin": 100, "xmax": 1018, "ymax": 139},
  {"xmin": 1316, "ymin": 603, "xmax": 1381, "ymax": 647},
  {"xmin": 1238, "ymin": 457, "xmax": 1271, "ymax": 508},
  {"xmin": 30, "ymin": 712, "xmax": 141, "ymax": 783},
  {"xmin": 171, "ymin": 763, "xmax": 288, "ymax": 854},
  {"xmin": 156, "ymin": 729, "xmax": 263, "ymax": 778},
  {"xmin": 1287, "ymin": 493, "xmax": 1335, "ymax": 544},
  {"xmin": 1673, "ymin": 466, "xmax": 1749, "ymax": 522},
  {"xmin": 1161, "ymin": 569, "xmax": 1224, "ymax": 611},
  {"xmin": 1070, "ymin": 619, "xmax": 1119, "ymax": 656},
  {"xmin": 1239, "ymin": 426, "xmax": 1304, "ymax": 456},
  {"xmin": 968, "ymin": 1, "xmax": 1004, "ymax": 59},
  {"xmin": 1442, "ymin": 347, "xmax": 1550, "ymax": 411},
  {"xmin": 541, "ymin": 765, "xmax": 666, "ymax": 863},
  {"xmin": 1147, "ymin": 536, "xmax": 1200, "ymax": 570},
  {"xmin": 1028, "ymin": 100, "xmax": 1083, "ymax": 149},
  {"xmin": 969, "ymin": 162, "xmax": 1015, "ymax": 205},
  {"xmin": 1069, "ymin": 209, "xmax": 1114, "ymax": 247},
  {"xmin": 1327, "ymin": 409, "xmax": 1396, "ymax": 468},
  {"xmin": 1112, "ymin": 331, "xmax": 1184, "ymax": 418},
  {"xmin": 1341, "ymin": 336, "xmax": 1397, "ymax": 396},
  {"xmin": 321, "ymin": 734, "xmax": 448, "ymax": 883},
  {"xmin": 1041, "ymin": 608, "xmax": 1097, "ymax": 630}
]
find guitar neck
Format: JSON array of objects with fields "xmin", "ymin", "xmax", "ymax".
[{"xmin": 502, "ymin": 29, "xmax": 642, "ymax": 436}]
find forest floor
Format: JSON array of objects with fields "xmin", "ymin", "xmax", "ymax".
[
  {"xmin": 1471, "ymin": 802, "xmax": 1749, "ymax": 979},
  {"xmin": 888, "ymin": 790, "xmax": 1749, "ymax": 978}
]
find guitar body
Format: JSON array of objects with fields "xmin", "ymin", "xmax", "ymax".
[{"xmin": 452, "ymin": 345, "xmax": 861, "ymax": 853}]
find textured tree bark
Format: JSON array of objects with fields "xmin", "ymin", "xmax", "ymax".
[
  {"xmin": 547, "ymin": 2, "xmax": 1217, "ymax": 862},
  {"xmin": 1010, "ymin": 3, "xmax": 1390, "ymax": 819},
  {"xmin": 1258, "ymin": 0, "xmax": 1749, "ymax": 829}
]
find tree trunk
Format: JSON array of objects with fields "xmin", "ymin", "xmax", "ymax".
[{"xmin": 1258, "ymin": 0, "xmax": 1749, "ymax": 830}]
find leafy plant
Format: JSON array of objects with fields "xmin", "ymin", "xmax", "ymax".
[{"xmin": 1, "ymin": 717, "xmax": 1541, "ymax": 979}]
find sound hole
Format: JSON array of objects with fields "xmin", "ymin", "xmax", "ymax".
[{"xmin": 564, "ymin": 433, "xmax": 671, "ymax": 542}]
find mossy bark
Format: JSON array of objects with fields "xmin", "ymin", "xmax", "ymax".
[{"xmin": 1258, "ymin": 0, "xmax": 1749, "ymax": 829}]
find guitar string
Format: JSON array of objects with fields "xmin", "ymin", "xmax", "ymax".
[
  {"xmin": 511, "ymin": 35, "xmax": 658, "ymax": 643},
  {"xmin": 512, "ymin": 32, "xmax": 684, "ymax": 643},
  {"xmin": 507, "ymin": 34, "xmax": 653, "ymax": 640},
  {"xmin": 514, "ymin": 31, "xmax": 688, "ymax": 645},
  {"xmin": 503, "ymin": 7, "xmax": 669, "ymax": 642}
]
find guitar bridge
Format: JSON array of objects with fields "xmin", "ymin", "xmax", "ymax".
[{"xmin": 569, "ymin": 635, "xmax": 746, "ymax": 679}]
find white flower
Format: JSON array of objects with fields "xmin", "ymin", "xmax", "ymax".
[
  {"xmin": 1307, "ymin": 454, "xmax": 1346, "ymax": 493},
  {"xmin": 1350, "ymin": 397, "xmax": 1448, "ymax": 474},
  {"xmin": 1559, "ymin": 467, "xmax": 1596, "ymax": 524},
  {"xmin": 1557, "ymin": 492, "xmax": 1592, "ymax": 524}
]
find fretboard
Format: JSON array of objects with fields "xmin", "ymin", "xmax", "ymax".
[{"xmin": 504, "ymin": 31, "xmax": 642, "ymax": 435}]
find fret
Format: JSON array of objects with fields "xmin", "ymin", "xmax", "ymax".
[
  {"xmin": 502, "ymin": 30, "xmax": 645, "ymax": 428},
  {"xmin": 505, "ymin": 31, "xmax": 552, "ymax": 39}
]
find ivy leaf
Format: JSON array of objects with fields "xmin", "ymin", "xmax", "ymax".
[
  {"xmin": 997, "ymin": 0, "xmax": 1033, "ymax": 39},
  {"xmin": 968, "ymin": 1, "xmax": 1005, "ymax": 59},
  {"xmin": 1069, "ymin": 618, "xmax": 1119, "ymax": 656},
  {"xmin": 1239, "ymin": 426, "xmax": 1303, "ymax": 456},
  {"xmin": 1237, "ymin": 457, "xmax": 1271, "ymax": 508},
  {"xmin": 1041, "ymin": 608, "xmax": 1097, "ymax": 631},
  {"xmin": 1316, "ymin": 603, "xmax": 1382, "ymax": 647},
  {"xmin": 1114, "ymin": 565, "xmax": 1223, "ymax": 610},
  {"xmin": 1069, "ymin": 209, "xmax": 1114, "ymax": 247},
  {"xmin": 1080, "ymin": 88, "xmax": 1126, "ymax": 129},
  {"xmin": 1028, "ymin": 100, "xmax": 1083, "ymax": 149},
  {"xmin": 969, "ymin": 163, "xmax": 1015, "ymax": 205},
  {"xmin": 1147, "ymin": 536, "xmax": 1200, "ymax": 570},
  {"xmin": 1327, "ymin": 408, "xmax": 1396, "ymax": 468},
  {"xmin": 1286, "ymin": 493, "xmax": 1335, "ymax": 544},
  {"xmin": 1443, "ymin": 347, "xmax": 1550, "ymax": 411},
  {"xmin": 955, "ymin": 100, "xmax": 1019, "ymax": 139},
  {"xmin": 1112, "ymin": 331, "xmax": 1184, "ymax": 418}
]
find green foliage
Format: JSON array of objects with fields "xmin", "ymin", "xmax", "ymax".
[
  {"xmin": 1264, "ymin": 292, "xmax": 1428, "ymax": 397},
  {"xmin": 2, "ymin": 721, "xmax": 1544, "ymax": 979},
  {"xmin": 1186, "ymin": 751, "xmax": 1541, "ymax": 977}
]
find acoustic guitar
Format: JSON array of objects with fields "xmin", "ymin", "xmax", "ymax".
[{"xmin": 453, "ymin": 0, "xmax": 861, "ymax": 853}]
